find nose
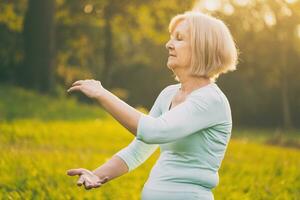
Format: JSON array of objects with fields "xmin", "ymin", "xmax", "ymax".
[{"xmin": 165, "ymin": 39, "xmax": 174, "ymax": 50}]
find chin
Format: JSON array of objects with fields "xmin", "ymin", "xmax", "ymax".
[{"xmin": 167, "ymin": 62, "xmax": 176, "ymax": 70}]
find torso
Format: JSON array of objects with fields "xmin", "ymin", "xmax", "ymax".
[
  {"xmin": 169, "ymin": 93, "xmax": 186, "ymax": 110},
  {"xmin": 168, "ymin": 83, "xmax": 212, "ymax": 110},
  {"xmin": 143, "ymin": 83, "xmax": 232, "ymax": 197}
]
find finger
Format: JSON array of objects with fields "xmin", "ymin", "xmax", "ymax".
[
  {"xmin": 84, "ymin": 176, "xmax": 97, "ymax": 190},
  {"xmin": 101, "ymin": 176, "xmax": 109, "ymax": 184},
  {"xmin": 72, "ymin": 80, "xmax": 84, "ymax": 86},
  {"xmin": 66, "ymin": 168, "xmax": 83, "ymax": 176},
  {"xmin": 67, "ymin": 86, "xmax": 81, "ymax": 93},
  {"xmin": 77, "ymin": 175, "xmax": 85, "ymax": 186},
  {"xmin": 92, "ymin": 182, "xmax": 102, "ymax": 188},
  {"xmin": 85, "ymin": 186, "xmax": 92, "ymax": 190},
  {"xmin": 84, "ymin": 181, "xmax": 93, "ymax": 190}
]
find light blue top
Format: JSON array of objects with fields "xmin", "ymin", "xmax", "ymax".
[{"xmin": 115, "ymin": 83, "xmax": 232, "ymax": 192}]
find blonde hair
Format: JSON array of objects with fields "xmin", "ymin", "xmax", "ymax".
[{"xmin": 169, "ymin": 11, "xmax": 238, "ymax": 81}]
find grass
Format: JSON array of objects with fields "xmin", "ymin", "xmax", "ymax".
[
  {"xmin": 0, "ymin": 84, "xmax": 107, "ymax": 121},
  {"xmin": 0, "ymin": 85, "xmax": 299, "ymax": 199},
  {"xmin": 0, "ymin": 119, "xmax": 153, "ymax": 200},
  {"xmin": 232, "ymin": 128, "xmax": 300, "ymax": 149},
  {"xmin": 0, "ymin": 119, "xmax": 300, "ymax": 200}
]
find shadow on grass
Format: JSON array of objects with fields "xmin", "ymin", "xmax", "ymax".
[{"xmin": 265, "ymin": 129, "xmax": 300, "ymax": 149}]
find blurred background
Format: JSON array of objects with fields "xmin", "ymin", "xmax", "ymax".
[
  {"xmin": 1, "ymin": 0, "xmax": 300, "ymax": 128},
  {"xmin": 0, "ymin": 0, "xmax": 299, "ymax": 199}
]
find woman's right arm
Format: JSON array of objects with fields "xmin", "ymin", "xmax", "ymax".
[
  {"xmin": 66, "ymin": 156, "xmax": 128, "ymax": 190},
  {"xmin": 92, "ymin": 155, "xmax": 129, "ymax": 181},
  {"xmin": 77, "ymin": 86, "xmax": 168, "ymax": 188}
]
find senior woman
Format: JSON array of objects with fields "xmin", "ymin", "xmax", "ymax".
[{"xmin": 67, "ymin": 11, "xmax": 237, "ymax": 200}]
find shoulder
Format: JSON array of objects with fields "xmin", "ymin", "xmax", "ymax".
[
  {"xmin": 189, "ymin": 83, "xmax": 226, "ymax": 102},
  {"xmin": 188, "ymin": 83, "xmax": 230, "ymax": 110},
  {"xmin": 188, "ymin": 83, "xmax": 232, "ymax": 124},
  {"xmin": 158, "ymin": 83, "xmax": 180, "ymax": 98},
  {"xmin": 151, "ymin": 83, "xmax": 180, "ymax": 107}
]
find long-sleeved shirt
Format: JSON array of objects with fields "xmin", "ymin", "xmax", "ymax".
[{"xmin": 115, "ymin": 82, "xmax": 232, "ymax": 192}]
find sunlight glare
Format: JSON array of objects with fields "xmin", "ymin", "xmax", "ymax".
[
  {"xmin": 203, "ymin": 0, "xmax": 221, "ymax": 11},
  {"xmin": 285, "ymin": 0, "xmax": 298, "ymax": 4},
  {"xmin": 296, "ymin": 24, "xmax": 300, "ymax": 39},
  {"xmin": 84, "ymin": 4, "xmax": 93, "ymax": 14},
  {"xmin": 280, "ymin": 6, "xmax": 292, "ymax": 17},
  {"xmin": 234, "ymin": 0, "xmax": 250, "ymax": 7},
  {"xmin": 223, "ymin": 3, "xmax": 235, "ymax": 15},
  {"xmin": 264, "ymin": 11, "xmax": 276, "ymax": 27}
]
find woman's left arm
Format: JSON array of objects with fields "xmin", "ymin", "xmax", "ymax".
[
  {"xmin": 67, "ymin": 79, "xmax": 141, "ymax": 135},
  {"xmin": 68, "ymin": 79, "xmax": 228, "ymax": 144}
]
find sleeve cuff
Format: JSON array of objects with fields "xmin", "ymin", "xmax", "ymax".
[
  {"xmin": 115, "ymin": 151, "xmax": 134, "ymax": 172},
  {"xmin": 136, "ymin": 113, "xmax": 149, "ymax": 142}
]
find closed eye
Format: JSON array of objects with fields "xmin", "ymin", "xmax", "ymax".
[
  {"xmin": 170, "ymin": 32, "xmax": 184, "ymax": 41},
  {"xmin": 175, "ymin": 33, "xmax": 183, "ymax": 41}
]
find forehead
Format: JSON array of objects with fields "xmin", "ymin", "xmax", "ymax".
[{"xmin": 172, "ymin": 19, "xmax": 189, "ymax": 35}]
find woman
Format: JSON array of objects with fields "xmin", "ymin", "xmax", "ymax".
[{"xmin": 67, "ymin": 11, "xmax": 237, "ymax": 200}]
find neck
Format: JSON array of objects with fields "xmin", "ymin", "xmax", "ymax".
[{"xmin": 175, "ymin": 69, "xmax": 212, "ymax": 94}]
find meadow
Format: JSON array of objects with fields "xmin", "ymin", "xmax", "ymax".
[{"xmin": 0, "ymin": 86, "xmax": 299, "ymax": 200}]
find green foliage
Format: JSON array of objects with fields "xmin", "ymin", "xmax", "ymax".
[
  {"xmin": 0, "ymin": 119, "xmax": 154, "ymax": 200},
  {"xmin": 0, "ymin": 2, "xmax": 26, "ymax": 32},
  {"xmin": 232, "ymin": 128, "xmax": 300, "ymax": 145},
  {"xmin": 1, "ymin": 0, "xmax": 300, "ymax": 127},
  {"xmin": 0, "ymin": 84, "xmax": 107, "ymax": 121},
  {"xmin": 215, "ymin": 139, "xmax": 300, "ymax": 200},
  {"xmin": 0, "ymin": 119, "xmax": 299, "ymax": 199}
]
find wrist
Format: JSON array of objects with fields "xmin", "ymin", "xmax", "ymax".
[
  {"xmin": 92, "ymin": 169, "xmax": 105, "ymax": 179},
  {"xmin": 92, "ymin": 170, "xmax": 110, "ymax": 184},
  {"xmin": 94, "ymin": 88, "xmax": 109, "ymax": 102},
  {"xmin": 92, "ymin": 169, "xmax": 101, "ymax": 178}
]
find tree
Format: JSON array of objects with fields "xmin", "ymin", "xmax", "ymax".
[{"xmin": 20, "ymin": 0, "xmax": 55, "ymax": 93}]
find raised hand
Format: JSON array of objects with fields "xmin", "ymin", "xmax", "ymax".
[
  {"xmin": 67, "ymin": 168, "xmax": 109, "ymax": 190},
  {"xmin": 67, "ymin": 79, "xmax": 106, "ymax": 99}
]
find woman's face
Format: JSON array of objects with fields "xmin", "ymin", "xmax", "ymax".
[{"xmin": 166, "ymin": 20, "xmax": 192, "ymax": 71}]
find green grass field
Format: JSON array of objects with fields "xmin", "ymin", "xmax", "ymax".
[
  {"xmin": 0, "ymin": 85, "xmax": 299, "ymax": 199},
  {"xmin": 1, "ymin": 119, "xmax": 299, "ymax": 200}
]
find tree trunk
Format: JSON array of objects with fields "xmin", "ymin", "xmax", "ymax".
[
  {"xmin": 21, "ymin": 0, "xmax": 55, "ymax": 93},
  {"xmin": 280, "ymin": 42, "xmax": 292, "ymax": 130},
  {"xmin": 101, "ymin": 3, "xmax": 114, "ymax": 88}
]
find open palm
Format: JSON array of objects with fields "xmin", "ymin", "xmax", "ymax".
[{"xmin": 67, "ymin": 168, "xmax": 108, "ymax": 190}]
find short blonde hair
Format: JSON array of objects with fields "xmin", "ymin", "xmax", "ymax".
[{"xmin": 169, "ymin": 11, "xmax": 238, "ymax": 81}]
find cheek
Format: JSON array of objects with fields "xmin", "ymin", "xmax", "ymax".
[
  {"xmin": 177, "ymin": 43, "xmax": 190, "ymax": 55},
  {"xmin": 182, "ymin": 46, "xmax": 192, "ymax": 64},
  {"xmin": 167, "ymin": 43, "xmax": 191, "ymax": 67}
]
